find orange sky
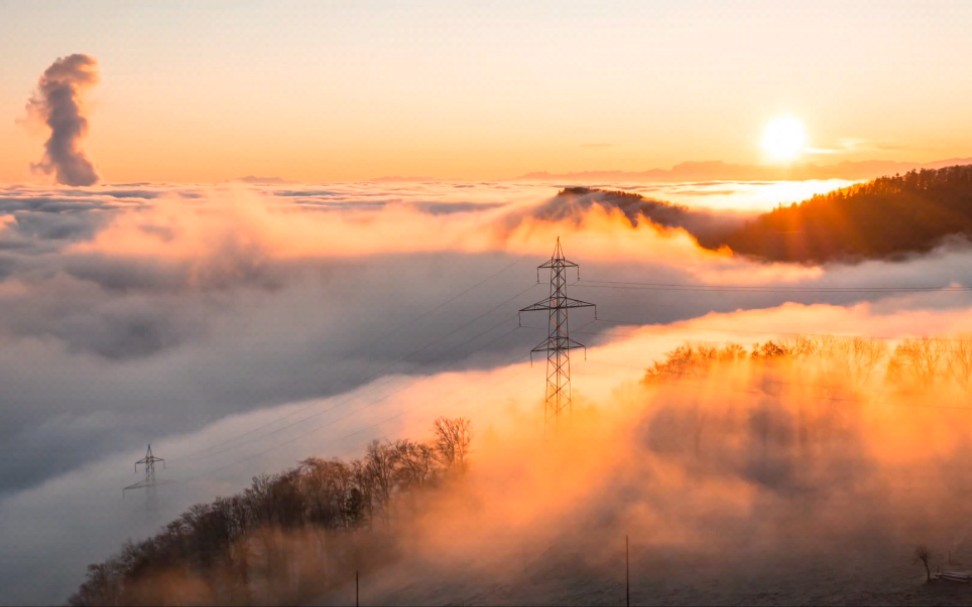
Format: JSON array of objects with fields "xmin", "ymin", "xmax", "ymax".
[{"xmin": 2, "ymin": 1, "xmax": 971, "ymax": 183}]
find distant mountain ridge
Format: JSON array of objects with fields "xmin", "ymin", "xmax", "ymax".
[{"xmin": 516, "ymin": 157, "xmax": 972, "ymax": 183}]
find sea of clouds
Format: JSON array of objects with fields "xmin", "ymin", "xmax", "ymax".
[{"xmin": 3, "ymin": 179, "xmax": 972, "ymax": 604}]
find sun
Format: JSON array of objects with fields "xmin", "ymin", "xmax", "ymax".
[{"xmin": 761, "ymin": 115, "xmax": 807, "ymax": 163}]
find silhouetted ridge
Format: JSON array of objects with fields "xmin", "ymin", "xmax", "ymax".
[
  {"xmin": 552, "ymin": 186, "xmax": 692, "ymax": 227},
  {"xmin": 715, "ymin": 164, "xmax": 972, "ymax": 262},
  {"xmin": 509, "ymin": 186, "xmax": 744, "ymax": 241},
  {"xmin": 547, "ymin": 167, "xmax": 972, "ymax": 263}
]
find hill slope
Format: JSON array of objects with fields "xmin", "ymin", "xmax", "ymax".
[
  {"xmin": 712, "ymin": 165, "xmax": 972, "ymax": 262},
  {"xmin": 69, "ymin": 336, "xmax": 972, "ymax": 606}
]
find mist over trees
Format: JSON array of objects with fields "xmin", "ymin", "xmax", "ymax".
[
  {"xmin": 534, "ymin": 186, "xmax": 745, "ymax": 244},
  {"xmin": 69, "ymin": 417, "xmax": 472, "ymax": 606},
  {"xmin": 642, "ymin": 334, "xmax": 972, "ymax": 393},
  {"xmin": 69, "ymin": 333, "xmax": 972, "ymax": 605}
]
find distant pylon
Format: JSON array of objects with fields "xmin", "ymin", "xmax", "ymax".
[
  {"xmin": 519, "ymin": 237, "xmax": 596, "ymax": 425},
  {"xmin": 123, "ymin": 444, "xmax": 165, "ymax": 510}
]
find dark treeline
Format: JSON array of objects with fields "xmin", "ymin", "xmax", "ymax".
[
  {"xmin": 553, "ymin": 186, "xmax": 696, "ymax": 228},
  {"xmin": 547, "ymin": 186, "xmax": 745, "ymax": 243},
  {"xmin": 708, "ymin": 164, "xmax": 972, "ymax": 262},
  {"xmin": 559, "ymin": 165, "xmax": 972, "ymax": 262},
  {"xmin": 69, "ymin": 417, "xmax": 472, "ymax": 606}
]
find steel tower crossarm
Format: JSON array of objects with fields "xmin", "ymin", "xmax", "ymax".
[
  {"xmin": 519, "ymin": 237, "xmax": 596, "ymax": 425},
  {"xmin": 124, "ymin": 444, "xmax": 166, "ymax": 511}
]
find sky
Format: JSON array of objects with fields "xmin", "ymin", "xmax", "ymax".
[
  {"xmin": 2, "ymin": 0, "xmax": 972, "ymax": 182},
  {"xmin": 4, "ymin": 2, "xmax": 972, "ymax": 604}
]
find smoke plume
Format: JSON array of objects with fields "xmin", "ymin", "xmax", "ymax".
[{"xmin": 26, "ymin": 54, "xmax": 100, "ymax": 186}]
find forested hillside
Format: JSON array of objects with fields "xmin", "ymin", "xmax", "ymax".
[
  {"xmin": 68, "ymin": 335, "xmax": 972, "ymax": 606},
  {"xmin": 714, "ymin": 165, "xmax": 972, "ymax": 262},
  {"xmin": 551, "ymin": 165, "xmax": 972, "ymax": 263},
  {"xmin": 69, "ymin": 418, "xmax": 471, "ymax": 606}
]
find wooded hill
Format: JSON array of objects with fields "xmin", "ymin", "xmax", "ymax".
[
  {"xmin": 710, "ymin": 165, "xmax": 972, "ymax": 262},
  {"xmin": 552, "ymin": 165, "xmax": 972, "ymax": 263},
  {"xmin": 69, "ymin": 335, "xmax": 972, "ymax": 605},
  {"xmin": 69, "ymin": 418, "xmax": 471, "ymax": 606}
]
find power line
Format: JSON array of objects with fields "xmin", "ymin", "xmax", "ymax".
[
  {"xmin": 373, "ymin": 257, "xmax": 525, "ymax": 342},
  {"xmin": 176, "ymin": 264, "xmax": 971, "ymax": 465},
  {"xmin": 573, "ymin": 279, "xmax": 972, "ymax": 294},
  {"xmin": 179, "ymin": 287, "xmax": 543, "ymax": 479},
  {"xmin": 172, "ymin": 256, "xmax": 972, "ymax": 484},
  {"xmin": 174, "ymin": 298, "xmax": 972, "ymax": 490},
  {"xmin": 180, "ymin": 296, "xmax": 533, "ymax": 465},
  {"xmin": 177, "ymin": 263, "xmax": 540, "ymax": 463},
  {"xmin": 179, "ymin": 349, "xmax": 536, "ymax": 483}
]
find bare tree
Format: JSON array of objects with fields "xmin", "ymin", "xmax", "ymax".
[
  {"xmin": 390, "ymin": 439, "xmax": 436, "ymax": 488},
  {"xmin": 433, "ymin": 417, "xmax": 472, "ymax": 472},
  {"xmin": 719, "ymin": 342, "xmax": 747, "ymax": 362},
  {"xmin": 889, "ymin": 338, "xmax": 946, "ymax": 386},
  {"xmin": 947, "ymin": 336, "xmax": 972, "ymax": 389},
  {"xmin": 915, "ymin": 544, "xmax": 932, "ymax": 583},
  {"xmin": 364, "ymin": 440, "xmax": 396, "ymax": 507},
  {"xmin": 782, "ymin": 335, "xmax": 819, "ymax": 358},
  {"xmin": 751, "ymin": 340, "xmax": 788, "ymax": 360},
  {"xmin": 849, "ymin": 337, "xmax": 887, "ymax": 384}
]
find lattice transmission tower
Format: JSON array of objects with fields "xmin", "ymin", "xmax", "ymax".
[
  {"xmin": 124, "ymin": 444, "xmax": 165, "ymax": 510},
  {"xmin": 520, "ymin": 237, "xmax": 596, "ymax": 425}
]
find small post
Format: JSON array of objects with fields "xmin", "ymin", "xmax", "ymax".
[
  {"xmin": 626, "ymin": 534, "xmax": 630, "ymax": 607},
  {"xmin": 355, "ymin": 569, "xmax": 359, "ymax": 607}
]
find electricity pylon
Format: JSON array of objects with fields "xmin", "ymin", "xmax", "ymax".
[
  {"xmin": 124, "ymin": 444, "xmax": 165, "ymax": 510},
  {"xmin": 520, "ymin": 237, "xmax": 596, "ymax": 425}
]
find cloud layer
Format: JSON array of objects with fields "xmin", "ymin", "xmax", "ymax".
[{"xmin": 3, "ymin": 179, "xmax": 972, "ymax": 603}]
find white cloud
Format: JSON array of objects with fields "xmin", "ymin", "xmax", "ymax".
[{"xmin": 3, "ymin": 180, "xmax": 972, "ymax": 603}]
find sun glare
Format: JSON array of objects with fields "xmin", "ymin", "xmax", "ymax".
[{"xmin": 761, "ymin": 116, "xmax": 807, "ymax": 164}]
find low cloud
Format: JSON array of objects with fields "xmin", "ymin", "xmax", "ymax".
[{"xmin": 1, "ymin": 181, "xmax": 972, "ymax": 603}]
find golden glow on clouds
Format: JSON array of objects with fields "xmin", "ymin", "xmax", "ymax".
[
  {"xmin": 659, "ymin": 179, "xmax": 856, "ymax": 213},
  {"xmin": 69, "ymin": 184, "xmax": 823, "ymax": 290}
]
